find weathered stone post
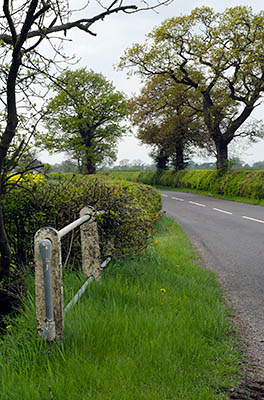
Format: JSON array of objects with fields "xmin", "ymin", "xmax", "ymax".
[
  {"xmin": 34, "ymin": 227, "xmax": 64, "ymax": 341},
  {"xmin": 80, "ymin": 207, "xmax": 101, "ymax": 279}
]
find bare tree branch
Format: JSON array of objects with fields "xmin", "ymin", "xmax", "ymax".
[{"xmin": 3, "ymin": 0, "xmax": 17, "ymax": 44}]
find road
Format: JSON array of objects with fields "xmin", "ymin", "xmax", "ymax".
[{"xmin": 161, "ymin": 190, "xmax": 264, "ymax": 374}]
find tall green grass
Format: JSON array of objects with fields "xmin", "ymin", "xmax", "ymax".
[{"xmin": 0, "ymin": 217, "xmax": 241, "ymax": 399}]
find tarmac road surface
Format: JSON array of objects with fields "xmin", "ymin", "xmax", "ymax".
[{"xmin": 161, "ymin": 189, "xmax": 264, "ymax": 375}]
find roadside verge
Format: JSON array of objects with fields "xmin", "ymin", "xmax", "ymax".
[{"xmin": 0, "ymin": 217, "xmax": 241, "ymax": 399}]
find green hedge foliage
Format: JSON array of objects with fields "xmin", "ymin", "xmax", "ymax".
[
  {"xmin": 110, "ymin": 170, "xmax": 264, "ymax": 201},
  {"xmin": 3, "ymin": 174, "xmax": 162, "ymax": 269}
]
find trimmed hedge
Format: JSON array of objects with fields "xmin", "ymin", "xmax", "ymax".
[
  {"xmin": 110, "ymin": 169, "xmax": 264, "ymax": 201},
  {"xmin": 3, "ymin": 174, "xmax": 162, "ymax": 268}
]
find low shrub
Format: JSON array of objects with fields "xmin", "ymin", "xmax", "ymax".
[{"xmin": 3, "ymin": 174, "xmax": 162, "ymax": 270}]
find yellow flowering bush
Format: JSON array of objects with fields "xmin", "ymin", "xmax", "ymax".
[{"xmin": 7, "ymin": 173, "xmax": 44, "ymax": 184}]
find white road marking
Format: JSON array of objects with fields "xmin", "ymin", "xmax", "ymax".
[
  {"xmin": 213, "ymin": 208, "xmax": 233, "ymax": 215},
  {"xmin": 172, "ymin": 197, "xmax": 184, "ymax": 202},
  {"xmin": 162, "ymin": 191, "xmax": 264, "ymax": 228},
  {"xmin": 242, "ymin": 216, "xmax": 264, "ymax": 224},
  {"xmin": 188, "ymin": 201, "xmax": 206, "ymax": 208}
]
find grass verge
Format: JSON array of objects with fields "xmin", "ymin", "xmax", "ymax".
[{"xmin": 0, "ymin": 217, "xmax": 241, "ymax": 400}]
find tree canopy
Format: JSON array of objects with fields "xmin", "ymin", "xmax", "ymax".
[
  {"xmin": 42, "ymin": 68, "xmax": 128, "ymax": 174},
  {"xmin": 119, "ymin": 6, "xmax": 264, "ymax": 174},
  {"xmin": 129, "ymin": 75, "xmax": 212, "ymax": 170}
]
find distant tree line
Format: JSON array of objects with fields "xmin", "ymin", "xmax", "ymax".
[{"xmin": 51, "ymin": 157, "xmax": 264, "ymax": 172}]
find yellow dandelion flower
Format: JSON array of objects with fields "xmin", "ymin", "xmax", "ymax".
[
  {"xmin": 6, "ymin": 325, "xmax": 12, "ymax": 329},
  {"xmin": 160, "ymin": 288, "xmax": 166, "ymax": 293}
]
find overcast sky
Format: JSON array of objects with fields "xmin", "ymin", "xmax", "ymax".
[{"xmin": 41, "ymin": 0, "xmax": 264, "ymax": 166}]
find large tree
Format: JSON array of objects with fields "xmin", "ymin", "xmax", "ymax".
[
  {"xmin": 0, "ymin": 0, "xmax": 173, "ymax": 277},
  {"xmin": 42, "ymin": 68, "xmax": 128, "ymax": 174},
  {"xmin": 129, "ymin": 75, "xmax": 211, "ymax": 170},
  {"xmin": 119, "ymin": 6, "xmax": 264, "ymax": 174}
]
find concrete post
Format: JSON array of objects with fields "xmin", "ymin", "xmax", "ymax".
[
  {"xmin": 34, "ymin": 227, "xmax": 64, "ymax": 341},
  {"xmin": 80, "ymin": 207, "xmax": 101, "ymax": 279},
  {"xmin": 39, "ymin": 239, "xmax": 56, "ymax": 341}
]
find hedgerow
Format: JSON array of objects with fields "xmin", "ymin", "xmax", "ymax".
[
  {"xmin": 3, "ymin": 174, "xmax": 162, "ymax": 270},
  {"xmin": 109, "ymin": 169, "xmax": 264, "ymax": 200}
]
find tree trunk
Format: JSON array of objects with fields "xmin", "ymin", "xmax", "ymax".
[
  {"xmin": 155, "ymin": 150, "xmax": 169, "ymax": 170},
  {"xmin": 81, "ymin": 154, "xmax": 96, "ymax": 174},
  {"xmin": 215, "ymin": 139, "xmax": 228, "ymax": 175},
  {"xmin": 172, "ymin": 140, "xmax": 186, "ymax": 171},
  {"xmin": 0, "ymin": 201, "xmax": 11, "ymax": 280},
  {"xmin": 0, "ymin": 51, "xmax": 22, "ymax": 276}
]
